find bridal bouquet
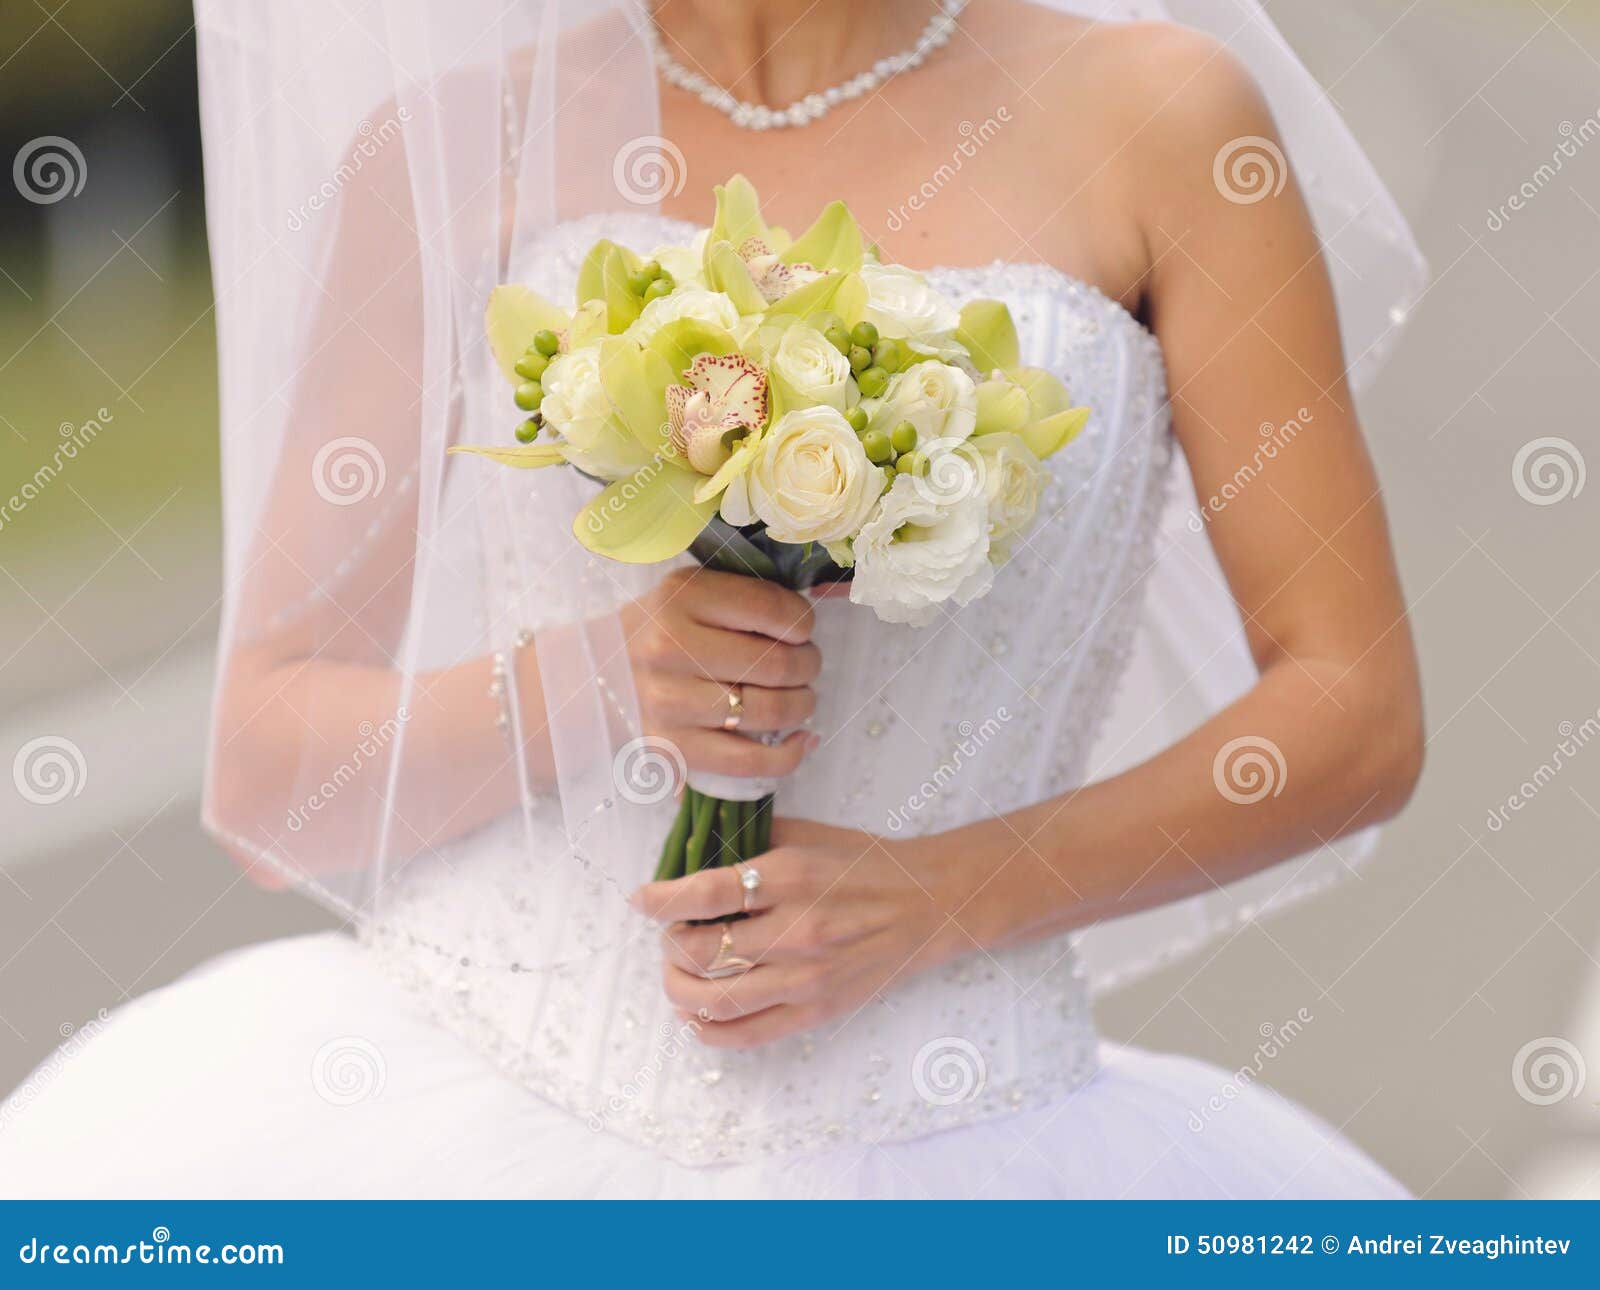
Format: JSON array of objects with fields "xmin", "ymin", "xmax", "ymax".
[{"xmin": 454, "ymin": 176, "xmax": 1088, "ymax": 884}]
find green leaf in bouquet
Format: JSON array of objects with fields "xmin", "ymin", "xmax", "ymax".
[
  {"xmin": 647, "ymin": 317, "xmax": 739, "ymax": 374},
  {"xmin": 574, "ymin": 462, "xmax": 717, "ymax": 564},
  {"xmin": 688, "ymin": 515, "xmax": 781, "ymax": 580},
  {"xmin": 447, "ymin": 442, "xmax": 568, "ymax": 469},
  {"xmin": 484, "ymin": 285, "xmax": 570, "ymax": 382},
  {"xmin": 704, "ymin": 240, "xmax": 768, "ymax": 314},
  {"xmin": 598, "ymin": 339, "xmax": 675, "ymax": 455},
  {"xmin": 781, "ymin": 200, "xmax": 864, "ymax": 273},
  {"xmin": 1022, "ymin": 406, "xmax": 1091, "ymax": 460},
  {"xmin": 576, "ymin": 239, "xmax": 645, "ymax": 333},
  {"xmin": 955, "ymin": 298, "xmax": 1021, "ymax": 373}
]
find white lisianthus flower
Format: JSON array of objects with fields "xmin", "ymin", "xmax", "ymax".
[
  {"xmin": 772, "ymin": 323, "xmax": 851, "ymax": 411},
  {"xmin": 628, "ymin": 286, "xmax": 742, "ymax": 344},
  {"xmin": 859, "ymin": 263, "xmax": 961, "ymax": 345},
  {"xmin": 849, "ymin": 475, "xmax": 994, "ymax": 626},
  {"xmin": 719, "ymin": 406, "xmax": 883, "ymax": 544},
  {"xmin": 965, "ymin": 432, "xmax": 1047, "ymax": 560},
  {"xmin": 540, "ymin": 348, "xmax": 649, "ymax": 480},
  {"xmin": 874, "ymin": 361, "xmax": 978, "ymax": 444}
]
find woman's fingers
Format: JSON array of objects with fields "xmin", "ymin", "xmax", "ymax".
[
  {"xmin": 633, "ymin": 858, "xmax": 782, "ymax": 923},
  {"xmin": 663, "ymin": 962, "xmax": 822, "ymax": 1022},
  {"xmin": 646, "ymin": 673, "xmax": 816, "ymax": 733},
  {"xmin": 680, "ymin": 569, "xmax": 816, "ymax": 644},
  {"xmin": 659, "ymin": 909, "xmax": 808, "ymax": 973}
]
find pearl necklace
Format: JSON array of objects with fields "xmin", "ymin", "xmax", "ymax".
[{"xmin": 649, "ymin": 0, "xmax": 968, "ymax": 132}]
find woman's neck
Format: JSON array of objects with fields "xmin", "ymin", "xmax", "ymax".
[{"xmin": 653, "ymin": 0, "xmax": 936, "ymax": 107}]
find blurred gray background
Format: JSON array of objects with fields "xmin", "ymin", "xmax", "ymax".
[{"xmin": 2, "ymin": 0, "xmax": 1597, "ymax": 1197}]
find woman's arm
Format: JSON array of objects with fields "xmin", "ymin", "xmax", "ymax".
[{"xmin": 636, "ymin": 31, "xmax": 1423, "ymax": 1048}]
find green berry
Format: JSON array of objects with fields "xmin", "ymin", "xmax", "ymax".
[
  {"xmin": 899, "ymin": 449, "xmax": 925, "ymax": 476},
  {"xmin": 639, "ymin": 260, "xmax": 662, "ymax": 282},
  {"xmin": 848, "ymin": 345, "xmax": 872, "ymax": 374},
  {"xmin": 844, "ymin": 406, "xmax": 869, "ymax": 434},
  {"xmin": 857, "ymin": 365, "xmax": 889, "ymax": 398},
  {"xmin": 644, "ymin": 277, "xmax": 673, "ymax": 300},
  {"xmin": 850, "ymin": 321, "xmax": 880, "ymax": 350},
  {"xmin": 514, "ymin": 381, "xmax": 543, "ymax": 411},
  {"xmin": 626, "ymin": 270, "xmax": 652, "ymax": 296},
  {"xmin": 873, "ymin": 338, "xmax": 906, "ymax": 372},
  {"xmin": 862, "ymin": 428, "xmax": 893, "ymax": 464},
  {"xmin": 515, "ymin": 418, "xmax": 540, "ymax": 444},
  {"xmin": 891, "ymin": 420, "xmax": 918, "ymax": 455},
  {"xmin": 514, "ymin": 352, "xmax": 549, "ymax": 381},
  {"xmin": 825, "ymin": 323, "xmax": 852, "ymax": 355},
  {"xmin": 533, "ymin": 329, "xmax": 560, "ymax": 357}
]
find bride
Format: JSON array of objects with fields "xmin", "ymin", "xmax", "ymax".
[{"xmin": 1, "ymin": 0, "xmax": 1427, "ymax": 1198}]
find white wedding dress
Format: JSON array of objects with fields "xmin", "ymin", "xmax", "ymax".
[{"xmin": 0, "ymin": 215, "xmax": 1405, "ymax": 1200}]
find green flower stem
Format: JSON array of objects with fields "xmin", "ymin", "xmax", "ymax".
[
  {"xmin": 716, "ymin": 798, "xmax": 740, "ymax": 868},
  {"xmin": 683, "ymin": 791, "xmax": 716, "ymax": 875},
  {"xmin": 653, "ymin": 794, "xmax": 694, "ymax": 883},
  {"xmin": 753, "ymin": 794, "xmax": 774, "ymax": 856}
]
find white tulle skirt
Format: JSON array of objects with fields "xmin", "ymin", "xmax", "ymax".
[{"xmin": 0, "ymin": 934, "xmax": 1404, "ymax": 1200}]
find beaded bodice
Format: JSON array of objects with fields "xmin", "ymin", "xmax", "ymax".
[{"xmin": 366, "ymin": 213, "xmax": 1174, "ymax": 1166}]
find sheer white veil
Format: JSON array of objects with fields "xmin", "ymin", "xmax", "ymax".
[{"xmin": 193, "ymin": 0, "xmax": 1425, "ymax": 989}]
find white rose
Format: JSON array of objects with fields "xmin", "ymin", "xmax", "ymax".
[
  {"xmin": 874, "ymin": 361, "xmax": 977, "ymax": 444},
  {"xmin": 540, "ymin": 348, "xmax": 648, "ymax": 480},
  {"xmin": 720, "ymin": 407, "xmax": 883, "ymax": 544},
  {"xmin": 772, "ymin": 323, "xmax": 851, "ymax": 411},
  {"xmin": 849, "ymin": 475, "xmax": 994, "ymax": 627},
  {"xmin": 859, "ymin": 263, "xmax": 961, "ymax": 344},
  {"xmin": 628, "ymin": 286, "xmax": 742, "ymax": 344},
  {"xmin": 966, "ymin": 433, "xmax": 1047, "ymax": 559}
]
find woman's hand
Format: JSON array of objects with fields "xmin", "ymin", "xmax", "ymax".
[
  {"xmin": 631, "ymin": 818, "xmax": 967, "ymax": 1049},
  {"xmin": 622, "ymin": 567, "xmax": 822, "ymax": 783}
]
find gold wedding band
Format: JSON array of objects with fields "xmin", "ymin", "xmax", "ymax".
[
  {"xmin": 721, "ymin": 683, "xmax": 744, "ymax": 731},
  {"xmin": 706, "ymin": 924, "xmax": 754, "ymax": 979}
]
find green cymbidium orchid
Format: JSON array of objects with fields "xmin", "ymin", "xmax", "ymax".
[
  {"xmin": 574, "ymin": 319, "xmax": 772, "ymax": 564},
  {"xmin": 704, "ymin": 174, "xmax": 867, "ymax": 311},
  {"xmin": 959, "ymin": 298, "xmax": 1091, "ymax": 460}
]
